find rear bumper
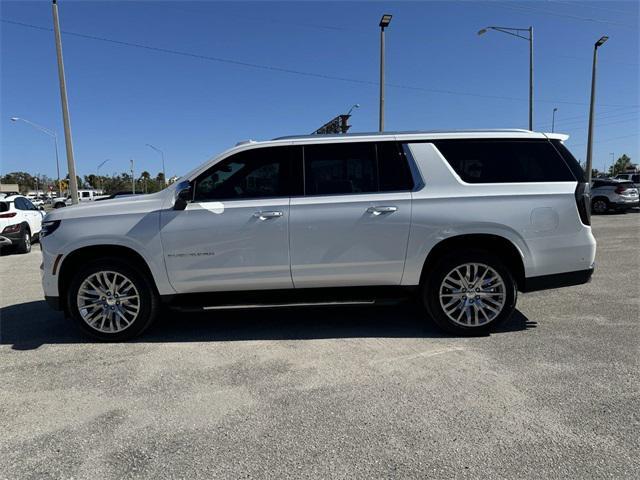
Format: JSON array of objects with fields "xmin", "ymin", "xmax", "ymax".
[
  {"xmin": 522, "ymin": 268, "xmax": 594, "ymax": 293},
  {"xmin": 613, "ymin": 200, "xmax": 639, "ymax": 210},
  {"xmin": 0, "ymin": 235, "xmax": 12, "ymax": 247}
]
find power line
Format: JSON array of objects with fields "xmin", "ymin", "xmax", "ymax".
[
  {"xmin": 2, "ymin": 18, "xmax": 638, "ymax": 109},
  {"xmin": 560, "ymin": 116, "xmax": 639, "ymax": 133},
  {"xmin": 569, "ymin": 133, "xmax": 638, "ymax": 147},
  {"xmin": 538, "ymin": 108, "xmax": 639, "ymax": 129},
  {"xmin": 494, "ymin": 2, "xmax": 636, "ymax": 29}
]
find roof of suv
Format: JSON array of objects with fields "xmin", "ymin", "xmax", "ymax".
[{"xmin": 272, "ymin": 129, "xmax": 569, "ymax": 142}]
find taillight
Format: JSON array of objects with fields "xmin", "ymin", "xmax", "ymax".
[
  {"xmin": 0, "ymin": 212, "xmax": 17, "ymax": 219},
  {"xmin": 614, "ymin": 185, "xmax": 627, "ymax": 194},
  {"xmin": 575, "ymin": 182, "xmax": 591, "ymax": 226},
  {"xmin": 2, "ymin": 223, "xmax": 21, "ymax": 233}
]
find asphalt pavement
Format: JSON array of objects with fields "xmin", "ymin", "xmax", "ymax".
[{"xmin": 1, "ymin": 212, "xmax": 638, "ymax": 479}]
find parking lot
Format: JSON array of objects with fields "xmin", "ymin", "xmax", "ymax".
[{"xmin": 0, "ymin": 213, "xmax": 638, "ymax": 479}]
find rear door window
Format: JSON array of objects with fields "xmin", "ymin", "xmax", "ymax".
[
  {"xmin": 433, "ymin": 140, "xmax": 576, "ymax": 183},
  {"xmin": 303, "ymin": 142, "xmax": 414, "ymax": 195}
]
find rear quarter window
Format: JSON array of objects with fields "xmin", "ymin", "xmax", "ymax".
[
  {"xmin": 433, "ymin": 140, "xmax": 577, "ymax": 183},
  {"xmin": 0, "ymin": 202, "xmax": 8, "ymax": 213}
]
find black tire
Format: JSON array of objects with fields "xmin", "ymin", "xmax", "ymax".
[
  {"xmin": 16, "ymin": 225, "xmax": 31, "ymax": 254},
  {"xmin": 66, "ymin": 258, "xmax": 159, "ymax": 341},
  {"xmin": 591, "ymin": 197, "xmax": 609, "ymax": 214},
  {"xmin": 422, "ymin": 250, "xmax": 517, "ymax": 336},
  {"xmin": 54, "ymin": 202, "xmax": 66, "ymax": 209}
]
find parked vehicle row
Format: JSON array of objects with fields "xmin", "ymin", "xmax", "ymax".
[
  {"xmin": 39, "ymin": 130, "xmax": 596, "ymax": 341},
  {"xmin": 0, "ymin": 195, "xmax": 44, "ymax": 253},
  {"xmin": 590, "ymin": 179, "xmax": 639, "ymax": 214}
]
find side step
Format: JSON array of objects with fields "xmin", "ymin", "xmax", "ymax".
[{"xmin": 166, "ymin": 286, "xmax": 415, "ymax": 312}]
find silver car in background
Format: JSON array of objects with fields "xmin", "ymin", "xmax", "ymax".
[{"xmin": 590, "ymin": 179, "xmax": 639, "ymax": 214}]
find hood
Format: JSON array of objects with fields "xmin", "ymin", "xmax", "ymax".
[{"xmin": 44, "ymin": 190, "xmax": 172, "ymax": 222}]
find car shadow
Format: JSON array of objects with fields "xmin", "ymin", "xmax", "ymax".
[{"xmin": 0, "ymin": 300, "xmax": 536, "ymax": 350}]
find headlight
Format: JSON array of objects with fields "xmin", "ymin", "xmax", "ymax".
[{"xmin": 40, "ymin": 220, "xmax": 61, "ymax": 238}]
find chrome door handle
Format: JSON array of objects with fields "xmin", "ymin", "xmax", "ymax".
[
  {"xmin": 367, "ymin": 206, "xmax": 398, "ymax": 215},
  {"xmin": 253, "ymin": 210, "xmax": 283, "ymax": 220}
]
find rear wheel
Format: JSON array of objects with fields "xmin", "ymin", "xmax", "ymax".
[
  {"xmin": 16, "ymin": 226, "xmax": 31, "ymax": 254},
  {"xmin": 66, "ymin": 258, "xmax": 159, "ymax": 341},
  {"xmin": 423, "ymin": 251, "xmax": 517, "ymax": 335},
  {"xmin": 591, "ymin": 197, "xmax": 609, "ymax": 214}
]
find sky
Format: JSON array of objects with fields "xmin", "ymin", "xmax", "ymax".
[{"xmin": 1, "ymin": 0, "xmax": 638, "ymax": 180}]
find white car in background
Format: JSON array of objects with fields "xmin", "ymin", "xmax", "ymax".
[{"xmin": 0, "ymin": 195, "xmax": 44, "ymax": 254}]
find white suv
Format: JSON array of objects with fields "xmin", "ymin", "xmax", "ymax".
[
  {"xmin": 40, "ymin": 130, "xmax": 596, "ymax": 340},
  {"xmin": 0, "ymin": 195, "xmax": 44, "ymax": 253}
]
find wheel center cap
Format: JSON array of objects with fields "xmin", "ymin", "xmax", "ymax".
[{"xmin": 105, "ymin": 297, "xmax": 116, "ymax": 306}]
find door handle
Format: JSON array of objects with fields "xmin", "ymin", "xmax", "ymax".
[
  {"xmin": 367, "ymin": 206, "xmax": 398, "ymax": 215},
  {"xmin": 253, "ymin": 210, "xmax": 284, "ymax": 220}
]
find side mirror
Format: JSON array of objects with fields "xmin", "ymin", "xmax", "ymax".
[{"xmin": 173, "ymin": 181, "xmax": 192, "ymax": 211}]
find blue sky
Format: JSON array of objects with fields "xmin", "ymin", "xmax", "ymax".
[{"xmin": 1, "ymin": 0, "xmax": 638, "ymax": 179}]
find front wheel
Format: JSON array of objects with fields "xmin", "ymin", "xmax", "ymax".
[
  {"xmin": 67, "ymin": 258, "xmax": 159, "ymax": 341},
  {"xmin": 423, "ymin": 251, "xmax": 517, "ymax": 335}
]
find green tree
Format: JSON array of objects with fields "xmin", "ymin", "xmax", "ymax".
[
  {"xmin": 0, "ymin": 172, "xmax": 35, "ymax": 192},
  {"xmin": 609, "ymin": 154, "xmax": 632, "ymax": 176}
]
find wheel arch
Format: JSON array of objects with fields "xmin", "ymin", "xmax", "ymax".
[
  {"xmin": 419, "ymin": 234, "xmax": 525, "ymax": 290},
  {"xmin": 58, "ymin": 245, "xmax": 158, "ymax": 313}
]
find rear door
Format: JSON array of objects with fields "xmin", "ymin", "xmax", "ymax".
[
  {"xmin": 289, "ymin": 141, "xmax": 413, "ymax": 288},
  {"xmin": 160, "ymin": 145, "xmax": 302, "ymax": 293}
]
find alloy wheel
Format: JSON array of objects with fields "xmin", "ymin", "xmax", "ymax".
[
  {"xmin": 76, "ymin": 271, "xmax": 141, "ymax": 333},
  {"xmin": 438, "ymin": 262, "xmax": 506, "ymax": 327}
]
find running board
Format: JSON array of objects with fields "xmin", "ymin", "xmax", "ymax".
[
  {"xmin": 202, "ymin": 300, "xmax": 376, "ymax": 311},
  {"xmin": 165, "ymin": 286, "xmax": 416, "ymax": 312}
]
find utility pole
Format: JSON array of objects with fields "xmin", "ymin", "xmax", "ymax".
[
  {"xmin": 586, "ymin": 35, "xmax": 609, "ymax": 184},
  {"xmin": 379, "ymin": 14, "xmax": 392, "ymax": 132},
  {"xmin": 130, "ymin": 159, "xmax": 135, "ymax": 194},
  {"xmin": 52, "ymin": 0, "xmax": 79, "ymax": 204}
]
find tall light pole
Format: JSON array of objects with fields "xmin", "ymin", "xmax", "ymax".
[
  {"xmin": 379, "ymin": 14, "xmax": 392, "ymax": 132},
  {"xmin": 551, "ymin": 108, "xmax": 558, "ymax": 133},
  {"xmin": 10, "ymin": 117, "xmax": 63, "ymax": 195},
  {"xmin": 609, "ymin": 152, "xmax": 615, "ymax": 177},
  {"xmin": 52, "ymin": 0, "xmax": 79, "ymax": 204},
  {"xmin": 145, "ymin": 143, "xmax": 166, "ymax": 185},
  {"xmin": 97, "ymin": 158, "xmax": 110, "ymax": 192},
  {"xmin": 478, "ymin": 26, "xmax": 534, "ymax": 130},
  {"xmin": 586, "ymin": 35, "xmax": 609, "ymax": 184},
  {"xmin": 130, "ymin": 159, "xmax": 135, "ymax": 194}
]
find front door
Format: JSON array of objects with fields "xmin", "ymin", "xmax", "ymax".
[
  {"xmin": 160, "ymin": 146, "xmax": 301, "ymax": 293},
  {"xmin": 290, "ymin": 141, "xmax": 414, "ymax": 288}
]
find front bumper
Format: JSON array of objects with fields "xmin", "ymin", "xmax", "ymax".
[{"xmin": 522, "ymin": 268, "xmax": 594, "ymax": 293}]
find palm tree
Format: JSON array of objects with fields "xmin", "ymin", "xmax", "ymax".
[{"xmin": 140, "ymin": 171, "xmax": 151, "ymax": 193}]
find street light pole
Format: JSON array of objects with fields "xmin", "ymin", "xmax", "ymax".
[
  {"xmin": 379, "ymin": 14, "xmax": 392, "ymax": 132},
  {"xmin": 586, "ymin": 35, "xmax": 609, "ymax": 184},
  {"xmin": 552, "ymin": 108, "xmax": 558, "ymax": 133},
  {"xmin": 97, "ymin": 159, "xmax": 110, "ymax": 192},
  {"xmin": 52, "ymin": 0, "xmax": 79, "ymax": 204},
  {"xmin": 478, "ymin": 26, "xmax": 534, "ymax": 130},
  {"xmin": 10, "ymin": 117, "xmax": 63, "ymax": 196},
  {"xmin": 130, "ymin": 159, "xmax": 135, "ymax": 194},
  {"xmin": 145, "ymin": 144, "xmax": 166, "ymax": 185}
]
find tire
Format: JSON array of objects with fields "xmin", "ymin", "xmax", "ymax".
[
  {"xmin": 54, "ymin": 202, "xmax": 66, "ymax": 209},
  {"xmin": 66, "ymin": 258, "xmax": 159, "ymax": 341},
  {"xmin": 16, "ymin": 226, "xmax": 31, "ymax": 254},
  {"xmin": 422, "ymin": 250, "xmax": 517, "ymax": 336},
  {"xmin": 591, "ymin": 197, "xmax": 609, "ymax": 214}
]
